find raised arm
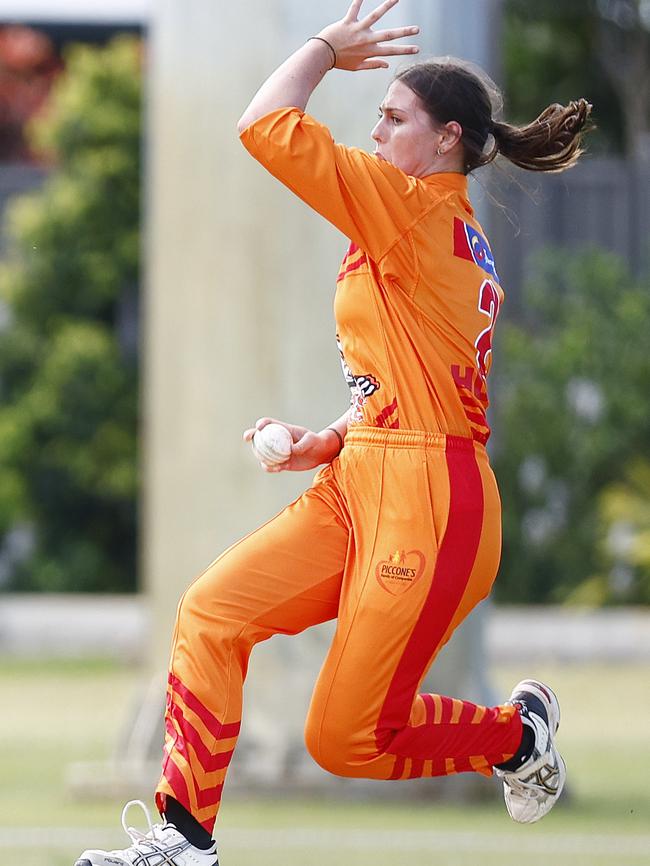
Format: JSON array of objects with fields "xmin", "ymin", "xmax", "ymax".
[{"xmin": 237, "ymin": 0, "xmax": 419, "ymax": 133}]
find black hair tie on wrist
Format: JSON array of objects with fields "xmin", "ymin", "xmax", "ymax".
[
  {"xmin": 326, "ymin": 426, "xmax": 344, "ymax": 453},
  {"xmin": 307, "ymin": 36, "xmax": 337, "ymax": 70}
]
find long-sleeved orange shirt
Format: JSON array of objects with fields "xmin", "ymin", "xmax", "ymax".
[{"xmin": 240, "ymin": 108, "xmax": 504, "ymax": 443}]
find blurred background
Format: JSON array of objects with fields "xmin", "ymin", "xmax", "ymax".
[{"xmin": 0, "ymin": 1, "xmax": 648, "ymax": 865}]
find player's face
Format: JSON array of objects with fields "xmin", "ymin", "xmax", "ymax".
[{"xmin": 371, "ymin": 80, "xmax": 441, "ymax": 177}]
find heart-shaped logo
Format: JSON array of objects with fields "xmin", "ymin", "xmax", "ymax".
[{"xmin": 375, "ymin": 549, "xmax": 426, "ymax": 596}]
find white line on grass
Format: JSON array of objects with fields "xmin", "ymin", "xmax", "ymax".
[{"xmin": 0, "ymin": 828, "xmax": 649, "ymax": 857}]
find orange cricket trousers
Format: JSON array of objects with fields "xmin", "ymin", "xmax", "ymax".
[{"xmin": 156, "ymin": 427, "xmax": 522, "ymax": 833}]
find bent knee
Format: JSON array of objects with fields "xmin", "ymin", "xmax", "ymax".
[
  {"xmin": 304, "ymin": 716, "xmax": 371, "ymax": 778},
  {"xmin": 176, "ymin": 573, "xmax": 214, "ymax": 624},
  {"xmin": 175, "ymin": 560, "xmax": 243, "ymax": 635}
]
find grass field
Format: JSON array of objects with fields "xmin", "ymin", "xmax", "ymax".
[{"xmin": 1, "ymin": 657, "xmax": 648, "ymax": 866}]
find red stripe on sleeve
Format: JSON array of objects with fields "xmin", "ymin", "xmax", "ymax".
[{"xmin": 337, "ymin": 252, "xmax": 367, "ymax": 282}]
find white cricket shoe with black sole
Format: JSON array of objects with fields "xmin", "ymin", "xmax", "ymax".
[
  {"xmin": 496, "ymin": 679, "xmax": 567, "ymax": 824},
  {"xmin": 74, "ymin": 800, "xmax": 219, "ymax": 866}
]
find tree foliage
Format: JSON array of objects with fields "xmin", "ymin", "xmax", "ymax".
[
  {"xmin": 503, "ymin": 0, "xmax": 650, "ymax": 157},
  {"xmin": 597, "ymin": 460, "xmax": 650, "ymax": 603},
  {"xmin": 492, "ymin": 250, "xmax": 650, "ymax": 604},
  {"xmin": 0, "ymin": 37, "xmax": 141, "ymax": 591}
]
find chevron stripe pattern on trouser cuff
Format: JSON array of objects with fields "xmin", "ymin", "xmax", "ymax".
[{"xmin": 156, "ymin": 674, "xmax": 241, "ymax": 833}]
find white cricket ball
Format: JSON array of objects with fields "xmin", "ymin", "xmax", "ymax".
[{"xmin": 252, "ymin": 423, "xmax": 292, "ymax": 465}]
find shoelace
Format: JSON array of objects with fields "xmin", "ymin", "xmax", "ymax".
[
  {"xmin": 509, "ymin": 753, "xmax": 561, "ymax": 796},
  {"xmin": 507, "ymin": 774, "xmax": 546, "ymax": 801},
  {"xmin": 121, "ymin": 799, "xmax": 166, "ymax": 849}
]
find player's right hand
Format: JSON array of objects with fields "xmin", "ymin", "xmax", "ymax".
[
  {"xmin": 243, "ymin": 418, "xmax": 340, "ymax": 473},
  {"xmin": 317, "ymin": 0, "xmax": 419, "ymax": 72}
]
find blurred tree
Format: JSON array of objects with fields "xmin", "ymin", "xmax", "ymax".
[
  {"xmin": 594, "ymin": 460, "xmax": 650, "ymax": 603},
  {"xmin": 0, "ymin": 36, "xmax": 141, "ymax": 591},
  {"xmin": 492, "ymin": 249, "xmax": 650, "ymax": 604},
  {"xmin": 504, "ymin": 0, "xmax": 650, "ymax": 158}
]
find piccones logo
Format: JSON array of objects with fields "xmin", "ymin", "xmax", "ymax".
[{"xmin": 375, "ymin": 549, "xmax": 425, "ymax": 595}]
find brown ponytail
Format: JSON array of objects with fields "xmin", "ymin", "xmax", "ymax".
[
  {"xmin": 396, "ymin": 59, "xmax": 593, "ymax": 175},
  {"xmin": 491, "ymin": 100, "xmax": 593, "ymax": 173}
]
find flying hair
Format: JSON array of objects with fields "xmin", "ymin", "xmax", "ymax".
[{"xmin": 395, "ymin": 58, "xmax": 593, "ymax": 175}]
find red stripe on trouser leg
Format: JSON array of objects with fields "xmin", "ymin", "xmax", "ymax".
[
  {"xmin": 389, "ymin": 755, "xmax": 406, "ymax": 780},
  {"xmin": 375, "ymin": 444, "xmax": 484, "ymax": 747},
  {"xmin": 374, "ymin": 442, "xmax": 520, "ymax": 775},
  {"xmin": 158, "ymin": 678, "xmax": 242, "ymax": 834},
  {"xmin": 387, "ymin": 707, "xmax": 521, "ymax": 775},
  {"xmin": 374, "ymin": 443, "xmax": 483, "ymax": 749},
  {"xmin": 438, "ymin": 696, "xmax": 454, "ymax": 724},
  {"xmin": 388, "ymin": 703, "xmax": 522, "ymax": 776},
  {"xmin": 157, "ymin": 731, "xmax": 227, "ymax": 834},
  {"xmin": 452, "ymin": 756, "xmax": 475, "ymax": 773},
  {"xmin": 421, "ymin": 693, "xmax": 435, "ymax": 724},
  {"xmin": 196, "ymin": 783, "xmax": 224, "ymax": 810},
  {"xmin": 166, "ymin": 714, "xmax": 234, "ymax": 774},
  {"xmin": 429, "ymin": 757, "xmax": 449, "ymax": 776},
  {"xmin": 156, "ymin": 757, "xmax": 190, "ymax": 817},
  {"xmin": 156, "ymin": 776, "xmax": 224, "ymax": 834},
  {"xmin": 459, "ymin": 699, "xmax": 477, "ymax": 725},
  {"xmin": 168, "ymin": 673, "xmax": 241, "ymax": 741}
]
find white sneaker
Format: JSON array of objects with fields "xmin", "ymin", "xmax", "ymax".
[
  {"xmin": 495, "ymin": 679, "xmax": 567, "ymax": 824},
  {"xmin": 74, "ymin": 800, "xmax": 219, "ymax": 866}
]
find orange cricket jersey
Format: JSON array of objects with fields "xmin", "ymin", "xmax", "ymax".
[{"xmin": 240, "ymin": 108, "xmax": 504, "ymax": 443}]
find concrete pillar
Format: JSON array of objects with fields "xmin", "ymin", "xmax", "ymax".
[{"xmin": 144, "ymin": 0, "xmax": 348, "ymax": 661}]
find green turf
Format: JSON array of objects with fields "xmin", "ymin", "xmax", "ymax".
[{"xmin": 1, "ymin": 657, "xmax": 648, "ymax": 866}]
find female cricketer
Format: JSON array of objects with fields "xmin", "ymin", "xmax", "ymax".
[{"xmin": 76, "ymin": 2, "xmax": 592, "ymax": 864}]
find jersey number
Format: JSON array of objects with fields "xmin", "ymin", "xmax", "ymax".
[{"xmin": 475, "ymin": 279, "xmax": 500, "ymax": 380}]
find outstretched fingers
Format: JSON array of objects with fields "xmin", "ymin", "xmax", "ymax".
[
  {"xmin": 372, "ymin": 39, "xmax": 419, "ymax": 57},
  {"xmin": 345, "ymin": 0, "xmax": 365, "ymax": 23},
  {"xmin": 368, "ymin": 25, "xmax": 420, "ymax": 59},
  {"xmin": 361, "ymin": 0, "xmax": 400, "ymax": 27},
  {"xmin": 335, "ymin": 0, "xmax": 419, "ymax": 72},
  {"xmin": 372, "ymin": 25, "xmax": 420, "ymax": 43},
  {"xmin": 355, "ymin": 59, "xmax": 391, "ymax": 70}
]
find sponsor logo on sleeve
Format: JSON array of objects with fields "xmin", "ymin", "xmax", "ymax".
[{"xmin": 453, "ymin": 217, "xmax": 500, "ymax": 284}]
